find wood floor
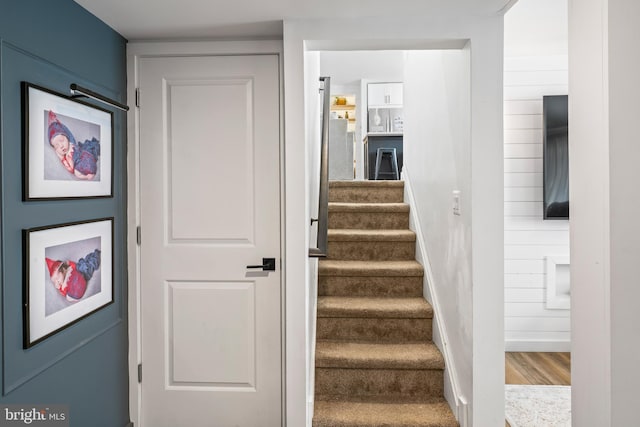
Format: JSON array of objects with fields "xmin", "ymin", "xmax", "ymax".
[
  {"xmin": 505, "ymin": 352, "xmax": 570, "ymax": 427},
  {"xmin": 506, "ymin": 352, "xmax": 571, "ymax": 385}
]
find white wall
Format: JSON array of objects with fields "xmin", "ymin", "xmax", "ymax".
[
  {"xmin": 284, "ymin": 12, "xmax": 504, "ymax": 426},
  {"xmin": 282, "ymin": 28, "xmax": 310, "ymax": 427},
  {"xmin": 467, "ymin": 20, "xmax": 505, "ymax": 427},
  {"xmin": 403, "ymin": 48, "xmax": 472, "ymax": 418},
  {"xmin": 319, "ymin": 51, "xmax": 404, "ymax": 86},
  {"xmin": 504, "ymin": 0, "xmax": 568, "ymax": 57},
  {"xmin": 569, "ymin": 1, "xmax": 610, "ymax": 425},
  {"xmin": 304, "ymin": 50, "xmax": 321, "ymax": 424},
  {"xmin": 503, "ymin": 0, "xmax": 569, "ymax": 352},
  {"xmin": 503, "ymin": 51, "xmax": 570, "ymax": 351},
  {"xmin": 570, "ymin": 0, "xmax": 640, "ymax": 425},
  {"xmin": 608, "ymin": 0, "xmax": 640, "ymax": 422}
]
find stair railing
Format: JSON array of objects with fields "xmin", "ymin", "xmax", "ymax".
[{"xmin": 309, "ymin": 76, "xmax": 330, "ymax": 258}]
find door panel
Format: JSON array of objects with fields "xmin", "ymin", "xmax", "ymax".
[
  {"xmin": 167, "ymin": 79, "xmax": 254, "ymax": 242},
  {"xmin": 169, "ymin": 281, "xmax": 255, "ymax": 387},
  {"xmin": 139, "ymin": 54, "xmax": 281, "ymax": 427}
]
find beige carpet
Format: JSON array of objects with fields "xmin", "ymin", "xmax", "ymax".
[{"xmin": 313, "ymin": 180, "xmax": 458, "ymax": 427}]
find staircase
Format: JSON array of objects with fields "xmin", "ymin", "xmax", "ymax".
[{"xmin": 312, "ymin": 180, "xmax": 458, "ymax": 427}]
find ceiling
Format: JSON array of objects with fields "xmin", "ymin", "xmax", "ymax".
[{"xmin": 74, "ymin": 0, "xmax": 515, "ymax": 40}]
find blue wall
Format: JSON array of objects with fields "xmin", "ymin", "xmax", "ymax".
[{"xmin": 0, "ymin": 1, "xmax": 129, "ymax": 426}]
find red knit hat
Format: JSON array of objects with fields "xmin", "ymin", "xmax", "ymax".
[
  {"xmin": 45, "ymin": 258, "xmax": 61, "ymax": 276},
  {"xmin": 47, "ymin": 111, "xmax": 76, "ymax": 145}
]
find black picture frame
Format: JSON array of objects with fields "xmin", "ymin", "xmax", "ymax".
[
  {"xmin": 22, "ymin": 82, "xmax": 114, "ymax": 200},
  {"xmin": 23, "ymin": 218, "xmax": 114, "ymax": 348}
]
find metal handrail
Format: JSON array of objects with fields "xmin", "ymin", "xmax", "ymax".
[{"xmin": 309, "ymin": 76, "xmax": 330, "ymax": 257}]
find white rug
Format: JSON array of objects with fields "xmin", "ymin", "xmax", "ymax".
[{"xmin": 505, "ymin": 385, "xmax": 571, "ymax": 427}]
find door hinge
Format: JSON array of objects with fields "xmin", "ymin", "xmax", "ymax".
[
  {"xmin": 138, "ymin": 363, "xmax": 142, "ymax": 383},
  {"xmin": 135, "ymin": 88, "xmax": 140, "ymax": 108},
  {"xmin": 136, "ymin": 226, "xmax": 141, "ymax": 246}
]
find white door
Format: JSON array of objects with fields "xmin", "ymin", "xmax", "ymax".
[{"xmin": 138, "ymin": 54, "xmax": 282, "ymax": 427}]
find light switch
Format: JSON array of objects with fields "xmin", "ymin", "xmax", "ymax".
[{"xmin": 452, "ymin": 190, "xmax": 461, "ymax": 216}]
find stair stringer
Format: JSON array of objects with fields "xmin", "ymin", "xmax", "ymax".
[{"xmin": 402, "ymin": 167, "xmax": 469, "ymax": 427}]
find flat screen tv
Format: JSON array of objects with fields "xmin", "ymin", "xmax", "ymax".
[{"xmin": 543, "ymin": 95, "xmax": 569, "ymax": 219}]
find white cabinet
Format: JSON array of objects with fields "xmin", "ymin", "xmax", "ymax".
[
  {"xmin": 367, "ymin": 82, "xmax": 403, "ymax": 107},
  {"xmin": 367, "ymin": 82, "xmax": 404, "ymax": 133}
]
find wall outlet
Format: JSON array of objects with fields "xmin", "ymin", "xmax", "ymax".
[{"xmin": 452, "ymin": 190, "xmax": 461, "ymax": 216}]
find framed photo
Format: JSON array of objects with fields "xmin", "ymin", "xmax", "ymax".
[
  {"xmin": 22, "ymin": 82, "xmax": 113, "ymax": 199},
  {"xmin": 23, "ymin": 218, "xmax": 114, "ymax": 348}
]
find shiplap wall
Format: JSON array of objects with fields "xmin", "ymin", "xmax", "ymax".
[{"xmin": 504, "ymin": 54, "xmax": 570, "ymax": 351}]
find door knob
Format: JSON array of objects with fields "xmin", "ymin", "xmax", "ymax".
[{"xmin": 246, "ymin": 258, "xmax": 276, "ymax": 271}]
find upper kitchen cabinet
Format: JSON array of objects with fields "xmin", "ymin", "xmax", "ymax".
[
  {"xmin": 367, "ymin": 82, "xmax": 404, "ymax": 133},
  {"xmin": 367, "ymin": 82, "xmax": 403, "ymax": 108}
]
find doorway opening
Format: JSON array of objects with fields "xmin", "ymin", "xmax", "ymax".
[
  {"xmin": 503, "ymin": 0, "xmax": 571, "ymax": 425},
  {"xmin": 305, "ymin": 44, "xmax": 474, "ymax": 425}
]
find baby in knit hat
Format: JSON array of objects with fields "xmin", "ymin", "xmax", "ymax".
[
  {"xmin": 47, "ymin": 110, "xmax": 100, "ymax": 180},
  {"xmin": 46, "ymin": 249, "xmax": 101, "ymax": 302}
]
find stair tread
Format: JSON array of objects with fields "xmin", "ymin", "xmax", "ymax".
[
  {"xmin": 329, "ymin": 202, "xmax": 410, "ymax": 212},
  {"xmin": 329, "ymin": 181, "xmax": 405, "ymax": 203},
  {"xmin": 328, "ymin": 229, "xmax": 416, "ymax": 241},
  {"xmin": 329, "ymin": 180, "xmax": 405, "ymax": 188},
  {"xmin": 313, "ymin": 399, "xmax": 459, "ymax": 427},
  {"xmin": 319, "ymin": 260, "xmax": 424, "ymax": 277},
  {"xmin": 316, "ymin": 341, "xmax": 444, "ymax": 369},
  {"xmin": 318, "ymin": 296, "xmax": 433, "ymax": 318}
]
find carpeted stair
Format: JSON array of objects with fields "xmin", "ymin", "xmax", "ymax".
[{"xmin": 313, "ymin": 180, "xmax": 458, "ymax": 427}]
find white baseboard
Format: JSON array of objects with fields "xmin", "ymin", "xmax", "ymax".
[{"xmin": 506, "ymin": 340, "xmax": 571, "ymax": 352}]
